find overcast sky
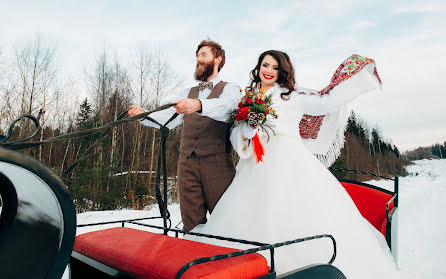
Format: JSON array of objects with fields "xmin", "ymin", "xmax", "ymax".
[{"xmin": 1, "ymin": 0, "xmax": 445, "ymax": 151}]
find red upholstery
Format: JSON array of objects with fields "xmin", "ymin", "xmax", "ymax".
[
  {"xmin": 380, "ymin": 217, "xmax": 388, "ymax": 236},
  {"xmin": 340, "ymin": 182, "xmax": 394, "ymax": 236},
  {"xmin": 74, "ymin": 227, "xmax": 269, "ymax": 279}
]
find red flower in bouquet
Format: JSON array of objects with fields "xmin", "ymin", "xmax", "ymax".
[
  {"xmin": 255, "ymin": 98, "xmax": 264, "ymax": 104},
  {"xmin": 235, "ymin": 106, "xmax": 249, "ymax": 121}
]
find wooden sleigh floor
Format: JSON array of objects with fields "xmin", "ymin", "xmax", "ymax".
[{"xmin": 0, "ymin": 147, "xmax": 398, "ymax": 279}]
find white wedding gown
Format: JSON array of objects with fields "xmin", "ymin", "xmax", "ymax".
[{"xmin": 186, "ymin": 67, "xmax": 399, "ymax": 278}]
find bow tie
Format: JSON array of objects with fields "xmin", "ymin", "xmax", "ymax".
[{"xmin": 198, "ymin": 81, "xmax": 213, "ymax": 91}]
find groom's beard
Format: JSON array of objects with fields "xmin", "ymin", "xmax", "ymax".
[{"xmin": 194, "ymin": 60, "xmax": 215, "ymax": 81}]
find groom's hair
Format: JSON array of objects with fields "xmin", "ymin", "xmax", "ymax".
[{"xmin": 196, "ymin": 39, "xmax": 225, "ymax": 72}]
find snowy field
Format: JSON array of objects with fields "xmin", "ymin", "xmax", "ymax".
[
  {"xmin": 365, "ymin": 159, "xmax": 446, "ymax": 278},
  {"xmin": 74, "ymin": 159, "xmax": 446, "ymax": 278}
]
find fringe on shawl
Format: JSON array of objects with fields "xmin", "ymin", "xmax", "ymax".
[{"xmin": 314, "ymin": 115, "xmax": 349, "ymax": 167}]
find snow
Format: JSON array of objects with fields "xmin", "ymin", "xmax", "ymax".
[
  {"xmin": 75, "ymin": 204, "xmax": 183, "ymax": 236},
  {"xmin": 69, "ymin": 159, "xmax": 446, "ymax": 278},
  {"xmin": 364, "ymin": 159, "xmax": 446, "ymax": 278},
  {"xmin": 113, "ymin": 170, "xmax": 155, "ymax": 176}
]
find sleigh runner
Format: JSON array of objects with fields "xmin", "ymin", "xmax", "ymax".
[{"xmin": 0, "ymin": 147, "xmax": 398, "ymax": 279}]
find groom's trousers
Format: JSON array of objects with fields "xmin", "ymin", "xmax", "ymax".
[{"xmin": 177, "ymin": 151, "xmax": 235, "ymax": 231}]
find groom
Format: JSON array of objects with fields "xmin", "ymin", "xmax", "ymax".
[{"xmin": 129, "ymin": 39, "xmax": 240, "ymax": 231}]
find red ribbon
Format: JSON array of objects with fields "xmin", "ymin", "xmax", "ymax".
[{"xmin": 252, "ymin": 132, "xmax": 264, "ymax": 163}]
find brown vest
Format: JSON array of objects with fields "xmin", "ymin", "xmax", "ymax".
[{"xmin": 179, "ymin": 81, "xmax": 231, "ymax": 157}]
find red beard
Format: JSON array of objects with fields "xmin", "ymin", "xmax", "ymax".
[{"xmin": 194, "ymin": 60, "xmax": 215, "ymax": 81}]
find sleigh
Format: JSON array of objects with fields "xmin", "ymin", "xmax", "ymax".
[{"xmin": 0, "ymin": 147, "xmax": 399, "ymax": 279}]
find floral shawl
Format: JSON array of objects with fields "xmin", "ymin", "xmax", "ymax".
[{"xmin": 298, "ymin": 54, "xmax": 382, "ymax": 166}]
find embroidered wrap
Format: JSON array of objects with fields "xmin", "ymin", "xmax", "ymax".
[{"xmin": 299, "ymin": 54, "xmax": 382, "ymax": 167}]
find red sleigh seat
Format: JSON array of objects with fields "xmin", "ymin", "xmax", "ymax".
[
  {"xmin": 340, "ymin": 181, "xmax": 395, "ymax": 237},
  {"xmin": 73, "ymin": 227, "xmax": 269, "ymax": 279}
]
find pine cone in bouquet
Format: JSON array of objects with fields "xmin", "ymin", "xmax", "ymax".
[{"xmin": 247, "ymin": 112, "xmax": 265, "ymax": 129}]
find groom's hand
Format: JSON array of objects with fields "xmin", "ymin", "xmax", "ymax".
[
  {"xmin": 128, "ymin": 105, "xmax": 145, "ymax": 119},
  {"xmin": 175, "ymin": 99, "xmax": 202, "ymax": 114}
]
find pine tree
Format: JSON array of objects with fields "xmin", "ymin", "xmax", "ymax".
[
  {"xmin": 76, "ymin": 98, "xmax": 92, "ymax": 130},
  {"xmin": 393, "ymin": 146, "xmax": 400, "ymax": 158}
]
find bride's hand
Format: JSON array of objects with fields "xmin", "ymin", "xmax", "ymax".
[{"xmin": 241, "ymin": 124, "xmax": 257, "ymax": 140}]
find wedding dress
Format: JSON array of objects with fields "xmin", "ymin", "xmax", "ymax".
[{"xmin": 186, "ymin": 57, "xmax": 399, "ymax": 278}]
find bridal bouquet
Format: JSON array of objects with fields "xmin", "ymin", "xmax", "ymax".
[
  {"xmin": 228, "ymin": 86, "xmax": 277, "ymax": 129},
  {"xmin": 228, "ymin": 86, "xmax": 278, "ymax": 162}
]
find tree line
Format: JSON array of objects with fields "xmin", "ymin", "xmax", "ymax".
[
  {"xmin": 1, "ymin": 36, "xmax": 411, "ymax": 212},
  {"xmin": 403, "ymin": 141, "xmax": 446, "ymax": 160},
  {"xmin": 330, "ymin": 111, "xmax": 410, "ymax": 181}
]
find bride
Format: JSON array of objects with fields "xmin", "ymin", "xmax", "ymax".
[{"xmin": 186, "ymin": 50, "xmax": 399, "ymax": 278}]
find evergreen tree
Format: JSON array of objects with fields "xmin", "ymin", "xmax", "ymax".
[
  {"xmin": 76, "ymin": 98, "xmax": 93, "ymax": 130},
  {"xmin": 371, "ymin": 128, "xmax": 383, "ymax": 155},
  {"xmin": 393, "ymin": 146, "xmax": 400, "ymax": 158},
  {"xmin": 346, "ymin": 111, "xmax": 359, "ymax": 135}
]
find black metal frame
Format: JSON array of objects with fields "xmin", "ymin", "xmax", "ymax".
[
  {"xmin": 71, "ymin": 251, "xmax": 345, "ymax": 279},
  {"xmin": 73, "ymin": 217, "xmax": 339, "ymax": 279},
  {"xmin": 71, "ymin": 250, "xmax": 134, "ymax": 278}
]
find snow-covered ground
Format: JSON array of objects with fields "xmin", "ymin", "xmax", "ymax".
[
  {"xmin": 365, "ymin": 159, "xmax": 446, "ymax": 278},
  {"xmin": 73, "ymin": 159, "xmax": 446, "ymax": 278}
]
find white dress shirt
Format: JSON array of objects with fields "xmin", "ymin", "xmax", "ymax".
[{"xmin": 140, "ymin": 76, "xmax": 241, "ymax": 129}]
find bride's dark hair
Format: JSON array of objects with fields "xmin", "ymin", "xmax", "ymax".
[{"xmin": 249, "ymin": 50, "xmax": 296, "ymax": 100}]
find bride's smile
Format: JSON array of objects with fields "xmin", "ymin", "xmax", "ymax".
[{"xmin": 259, "ymin": 54, "xmax": 279, "ymax": 91}]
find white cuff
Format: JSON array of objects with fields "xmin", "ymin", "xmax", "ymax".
[
  {"xmin": 241, "ymin": 123, "xmax": 257, "ymax": 139},
  {"xmin": 195, "ymin": 98, "xmax": 203, "ymax": 115},
  {"xmin": 197, "ymin": 98, "xmax": 208, "ymax": 116},
  {"xmin": 230, "ymin": 125, "xmax": 254, "ymax": 159}
]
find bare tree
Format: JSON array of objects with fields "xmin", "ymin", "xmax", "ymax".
[
  {"xmin": 84, "ymin": 49, "xmax": 115, "ymax": 209},
  {"xmin": 128, "ymin": 44, "xmax": 154, "ymax": 193},
  {"xmin": 0, "ymin": 46, "xmax": 7, "ymax": 132},
  {"xmin": 109, "ymin": 55, "xmax": 131, "ymax": 174},
  {"xmin": 146, "ymin": 49, "xmax": 182, "ymax": 190},
  {"xmin": 0, "ymin": 46, "xmax": 24, "ymax": 136},
  {"xmin": 131, "ymin": 43, "xmax": 153, "ymax": 108},
  {"xmin": 86, "ymin": 50, "xmax": 113, "ymax": 126},
  {"xmin": 13, "ymin": 36, "xmax": 57, "ymax": 131},
  {"xmin": 0, "ymin": 35, "xmax": 59, "ymax": 156},
  {"xmin": 45, "ymin": 82, "xmax": 79, "ymax": 165},
  {"xmin": 149, "ymin": 49, "xmax": 182, "ymax": 108}
]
